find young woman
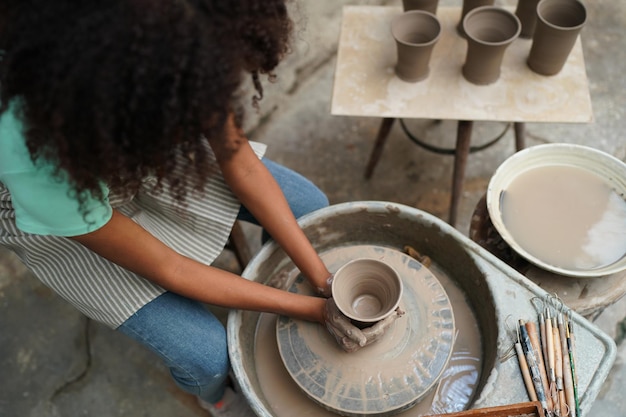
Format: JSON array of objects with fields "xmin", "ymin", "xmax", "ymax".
[{"xmin": 0, "ymin": 0, "xmax": 399, "ymax": 415}]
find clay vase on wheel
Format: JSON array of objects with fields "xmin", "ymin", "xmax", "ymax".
[
  {"xmin": 462, "ymin": 6, "xmax": 521, "ymax": 85},
  {"xmin": 331, "ymin": 258, "xmax": 403, "ymax": 329},
  {"xmin": 527, "ymin": 0, "xmax": 587, "ymax": 75}
]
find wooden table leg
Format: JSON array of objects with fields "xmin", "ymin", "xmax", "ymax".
[
  {"xmin": 364, "ymin": 117, "xmax": 396, "ymax": 179},
  {"xmin": 514, "ymin": 122, "xmax": 526, "ymax": 151},
  {"xmin": 449, "ymin": 120, "xmax": 473, "ymax": 227}
]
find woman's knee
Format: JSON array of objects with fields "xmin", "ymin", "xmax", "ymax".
[
  {"xmin": 117, "ymin": 292, "xmax": 230, "ymax": 402},
  {"xmin": 168, "ymin": 340, "xmax": 230, "ymax": 403}
]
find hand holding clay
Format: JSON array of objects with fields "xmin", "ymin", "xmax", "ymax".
[
  {"xmin": 324, "ymin": 298, "xmax": 367, "ymax": 352},
  {"xmin": 323, "ymin": 298, "xmax": 405, "ymax": 353},
  {"xmin": 357, "ymin": 307, "xmax": 405, "ymax": 348}
]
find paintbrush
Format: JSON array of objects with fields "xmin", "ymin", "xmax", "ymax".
[
  {"xmin": 519, "ymin": 320, "xmax": 551, "ymax": 416},
  {"xmin": 515, "ymin": 335, "xmax": 538, "ymax": 402},
  {"xmin": 539, "ymin": 309, "xmax": 548, "ymax": 377},
  {"xmin": 566, "ymin": 317, "xmax": 581, "ymax": 417},
  {"xmin": 558, "ymin": 313, "xmax": 577, "ymax": 417},
  {"xmin": 553, "ymin": 318, "xmax": 567, "ymax": 417},
  {"xmin": 545, "ymin": 308, "xmax": 556, "ymax": 386},
  {"xmin": 525, "ymin": 320, "xmax": 554, "ymax": 413}
]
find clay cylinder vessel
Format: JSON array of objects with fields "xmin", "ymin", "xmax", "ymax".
[
  {"xmin": 457, "ymin": 0, "xmax": 495, "ymax": 37},
  {"xmin": 403, "ymin": 0, "xmax": 439, "ymax": 14},
  {"xmin": 515, "ymin": 0, "xmax": 541, "ymax": 38},
  {"xmin": 527, "ymin": 0, "xmax": 587, "ymax": 75},
  {"xmin": 391, "ymin": 10, "xmax": 442, "ymax": 83},
  {"xmin": 331, "ymin": 258, "xmax": 403, "ymax": 328},
  {"xmin": 462, "ymin": 6, "xmax": 521, "ymax": 85}
]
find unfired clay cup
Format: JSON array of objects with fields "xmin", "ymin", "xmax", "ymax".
[
  {"xmin": 456, "ymin": 0, "xmax": 495, "ymax": 37},
  {"xmin": 331, "ymin": 258, "xmax": 403, "ymax": 328},
  {"xmin": 391, "ymin": 10, "xmax": 442, "ymax": 83},
  {"xmin": 515, "ymin": 0, "xmax": 541, "ymax": 38},
  {"xmin": 462, "ymin": 6, "xmax": 521, "ymax": 85},
  {"xmin": 527, "ymin": 0, "xmax": 587, "ymax": 75},
  {"xmin": 402, "ymin": 0, "xmax": 439, "ymax": 14}
]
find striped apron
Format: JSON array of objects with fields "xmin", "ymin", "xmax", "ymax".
[{"xmin": 0, "ymin": 141, "xmax": 266, "ymax": 328}]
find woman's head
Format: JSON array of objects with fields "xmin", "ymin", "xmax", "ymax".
[{"xmin": 0, "ymin": 0, "xmax": 292, "ymax": 202}]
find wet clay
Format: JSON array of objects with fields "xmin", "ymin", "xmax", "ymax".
[
  {"xmin": 501, "ymin": 165, "xmax": 626, "ymax": 271},
  {"xmin": 254, "ymin": 245, "xmax": 482, "ymax": 417},
  {"xmin": 332, "ymin": 258, "xmax": 403, "ymax": 324},
  {"xmin": 352, "ymin": 294, "xmax": 383, "ymax": 318}
]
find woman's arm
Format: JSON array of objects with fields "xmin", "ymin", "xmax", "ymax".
[
  {"xmin": 213, "ymin": 117, "xmax": 332, "ymax": 295},
  {"xmin": 69, "ymin": 210, "xmax": 326, "ymax": 323}
]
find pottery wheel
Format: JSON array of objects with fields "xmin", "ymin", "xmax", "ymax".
[{"xmin": 276, "ymin": 245, "xmax": 456, "ymax": 417}]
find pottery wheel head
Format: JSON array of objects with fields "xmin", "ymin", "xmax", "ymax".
[{"xmin": 276, "ymin": 245, "xmax": 456, "ymax": 417}]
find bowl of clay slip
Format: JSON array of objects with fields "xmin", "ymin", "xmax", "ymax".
[{"xmin": 487, "ymin": 143, "xmax": 626, "ymax": 277}]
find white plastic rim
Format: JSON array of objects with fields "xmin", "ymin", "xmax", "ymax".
[{"xmin": 486, "ymin": 143, "xmax": 626, "ymax": 277}]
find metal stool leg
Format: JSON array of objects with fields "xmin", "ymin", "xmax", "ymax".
[
  {"xmin": 364, "ymin": 118, "xmax": 396, "ymax": 179},
  {"xmin": 514, "ymin": 122, "xmax": 526, "ymax": 151}
]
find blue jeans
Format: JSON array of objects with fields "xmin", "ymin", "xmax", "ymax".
[{"xmin": 118, "ymin": 158, "xmax": 328, "ymax": 403}]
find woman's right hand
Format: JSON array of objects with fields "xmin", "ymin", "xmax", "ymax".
[{"xmin": 323, "ymin": 298, "xmax": 404, "ymax": 353}]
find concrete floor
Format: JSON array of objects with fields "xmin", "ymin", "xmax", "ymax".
[{"xmin": 1, "ymin": 0, "xmax": 625, "ymax": 416}]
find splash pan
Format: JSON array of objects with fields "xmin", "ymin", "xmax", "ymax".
[{"xmin": 228, "ymin": 201, "xmax": 616, "ymax": 417}]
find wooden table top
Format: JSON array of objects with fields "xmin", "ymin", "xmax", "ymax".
[{"xmin": 331, "ymin": 6, "xmax": 593, "ymax": 123}]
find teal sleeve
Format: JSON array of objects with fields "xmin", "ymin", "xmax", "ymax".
[
  {"xmin": 3, "ymin": 170, "xmax": 113, "ymax": 236},
  {"xmin": 0, "ymin": 101, "xmax": 113, "ymax": 236}
]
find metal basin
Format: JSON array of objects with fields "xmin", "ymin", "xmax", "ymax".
[{"xmin": 228, "ymin": 201, "xmax": 616, "ymax": 417}]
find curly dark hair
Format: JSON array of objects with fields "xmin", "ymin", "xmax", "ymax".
[{"xmin": 0, "ymin": 0, "xmax": 293, "ymax": 205}]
